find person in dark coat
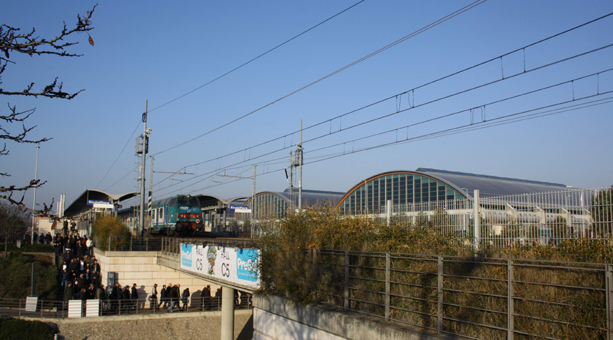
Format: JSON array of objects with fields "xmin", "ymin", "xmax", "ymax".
[
  {"xmin": 131, "ymin": 283, "xmax": 139, "ymax": 309},
  {"xmin": 123, "ymin": 285, "xmax": 131, "ymax": 311},
  {"xmin": 202, "ymin": 285, "xmax": 211, "ymax": 310},
  {"xmin": 159, "ymin": 284, "xmax": 167, "ymax": 309},
  {"xmin": 45, "ymin": 232, "xmax": 52, "ymax": 244},
  {"xmin": 166, "ymin": 283, "xmax": 177, "ymax": 312},
  {"xmin": 64, "ymin": 283, "xmax": 74, "ymax": 302},
  {"xmin": 181, "ymin": 288, "xmax": 190, "ymax": 311}
]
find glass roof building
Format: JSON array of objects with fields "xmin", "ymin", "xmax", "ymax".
[
  {"xmin": 246, "ymin": 188, "xmax": 344, "ymax": 220},
  {"xmin": 334, "ymin": 168, "xmax": 570, "ymax": 215}
]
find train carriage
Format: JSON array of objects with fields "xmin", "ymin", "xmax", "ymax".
[{"xmin": 149, "ymin": 195, "xmax": 203, "ymax": 236}]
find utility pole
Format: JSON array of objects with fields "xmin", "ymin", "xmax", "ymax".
[
  {"xmin": 148, "ymin": 155, "xmax": 154, "ymax": 215},
  {"xmin": 139, "ymin": 100, "xmax": 151, "ymax": 239},
  {"xmin": 215, "ymin": 165, "xmax": 257, "ymax": 238},
  {"xmin": 31, "ymin": 144, "xmax": 40, "ymax": 245},
  {"xmin": 298, "ymin": 120, "xmax": 303, "ymax": 210}
]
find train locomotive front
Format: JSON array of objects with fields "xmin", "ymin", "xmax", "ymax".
[{"xmin": 150, "ymin": 195, "xmax": 203, "ymax": 236}]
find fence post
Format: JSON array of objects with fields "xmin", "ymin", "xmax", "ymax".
[
  {"xmin": 437, "ymin": 255, "xmax": 443, "ymax": 333},
  {"xmin": 385, "ymin": 252, "xmax": 390, "ymax": 321},
  {"xmin": 473, "ymin": 189, "xmax": 481, "ymax": 252},
  {"xmin": 344, "ymin": 251, "xmax": 349, "ymax": 309},
  {"xmin": 508, "ymin": 258, "xmax": 514, "ymax": 340},
  {"xmin": 606, "ymin": 264, "xmax": 613, "ymax": 340}
]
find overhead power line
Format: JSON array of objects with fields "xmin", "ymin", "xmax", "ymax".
[
  {"xmin": 160, "ymin": 96, "xmax": 613, "ymax": 200},
  {"xmin": 93, "ymin": 1, "xmax": 366, "ymax": 189},
  {"xmin": 153, "ymin": 68, "xmax": 613, "ymax": 196},
  {"xmin": 147, "ymin": 0, "xmax": 367, "ymax": 114},
  {"xmin": 151, "ymin": 10, "xmax": 613, "ymax": 188},
  {"xmin": 153, "ymin": 0, "xmax": 487, "ymax": 156},
  {"xmin": 153, "ymin": 40, "xmax": 613, "ymax": 190},
  {"xmin": 95, "ymin": 121, "xmax": 141, "ymax": 189}
]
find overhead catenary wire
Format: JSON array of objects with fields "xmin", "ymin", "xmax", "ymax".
[
  {"xmin": 150, "ymin": 11, "xmax": 613, "ymax": 189},
  {"xmin": 147, "ymin": 0, "xmax": 367, "ymax": 114},
  {"xmin": 93, "ymin": 1, "xmax": 365, "ymax": 189},
  {"xmin": 152, "ymin": 40, "xmax": 613, "ymax": 190},
  {"xmin": 96, "ymin": 121, "xmax": 141, "ymax": 189},
  {"xmin": 154, "ymin": 68, "xmax": 613, "ymax": 198},
  {"xmin": 152, "ymin": 0, "xmax": 487, "ymax": 156},
  {"xmin": 156, "ymin": 96, "xmax": 613, "ymax": 201}
]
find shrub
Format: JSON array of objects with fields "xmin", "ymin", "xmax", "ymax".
[
  {"xmin": 92, "ymin": 216, "xmax": 131, "ymax": 251},
  {"xmin": 0, "ymin": 318, "xmax": 55, "ymax": 340},
  {"xmin": 0, "ymin": 254, "xmax": 59, "ymax": 299}
]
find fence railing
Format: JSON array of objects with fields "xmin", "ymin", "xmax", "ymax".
[
  {"xmin": 314, "ymin": 249, "xmax": 611, "ymax": 339},
  {"xmin": 0, "ymin": 296, "xmax": 251, "ymax": 319},
  {"xmin": 378, "ymin": 187, "xmax": 613, "ymax": 248}
]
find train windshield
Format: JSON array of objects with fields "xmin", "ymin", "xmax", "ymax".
[{"xmin": 177, "ymin": 197, "xmax": 199, "ymax": 207}]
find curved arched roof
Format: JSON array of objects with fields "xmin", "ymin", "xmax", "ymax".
[
  {"xmin": 64, "ymin": 189, "xmax": 139, "ymax": 217},
  {"xmin": 416, "ymin": 168, "xmax": 568, "ymax": 197},
  {"xmin": 245, "ymin": 189, "xmax": 344, "ymax": 207},
  {"xmin": 334, "ymin": 168, "xmax": 571, "ymax": 209}
]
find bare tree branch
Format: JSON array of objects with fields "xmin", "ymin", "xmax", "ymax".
[{"xmin": 0, "ymin": 4, "xmax": 96, "ymax": 213}]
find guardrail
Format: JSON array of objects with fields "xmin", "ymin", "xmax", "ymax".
[
  {"xmin": 314, "ymin": 250, "xmax": 611, "ymax": 339},
  {"xmin": 0, "ymin": 296, "xmax": 252, "ymax": 319}
]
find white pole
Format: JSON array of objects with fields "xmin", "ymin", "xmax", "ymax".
[
  {"xmin": 251, "ymin": 164, "xmax": 256, "ymax": 238},
  {"xmin": 139, "ymin": 100, "xmax": 148, "ymax": 238},
  {"xmin": 386, "ymin": 199, "xmax": 392, "ymax": 226},
  {"xmin": 474, "ymin": 189, "xmax": 480, "ymax": 251},
  {"xmin": 298, "ymin": 120, "xmax": 303, "ymax": 210},
  {"xmin": 31, "ymin": 144, "xmax": 40, "ymax": 244}
]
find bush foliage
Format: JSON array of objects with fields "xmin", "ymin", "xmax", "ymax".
[
  {"xmin": 0, "ymin": 254, "xmax": 58, "ymax": 299},
  {"xmin": 259, "ymin": 205, "xmax": 612, "ymax": 339},
  {"xmin": 0, "ymin": 318, "xmax": 55, "ymax": 340},
  {"xmin": 92, "ymin": 216, "xmax": 131, "ymax": 251}
]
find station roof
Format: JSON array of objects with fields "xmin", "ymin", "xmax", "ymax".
[
  {"xmin": 64, "ymin": 189, "xmax": 139, "ymax": 217},
  {"xmin": 416, "ymin": 168, "xmax": 570, "ymax": 198},
  {"xmin": 247, "ymin": 189, "xmax": 345, "ymax": 207}
]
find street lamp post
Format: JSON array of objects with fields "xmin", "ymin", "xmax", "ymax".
[{"xmin": 31, "ymin": 145, "xmax": 40, "ymax": 244}]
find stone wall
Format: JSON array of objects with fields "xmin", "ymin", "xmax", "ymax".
[
  {"xmin": 24, "ymin": 310, "xmax": 253, "ymax": 340},
  {"xmin": 253, "ymin": 294, "xmax": 451, "ymax": 340},
  {"xmin": 94, "ymin": 248, "xmax": 222, "ymax": 307}
]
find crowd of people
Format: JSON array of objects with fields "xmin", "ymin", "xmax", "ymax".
[{"xmin": 35, "ymin": 225, "xmax": 250, "ymax": 314}]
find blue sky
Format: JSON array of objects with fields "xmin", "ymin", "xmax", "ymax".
[{"xmin": 1, "ymin": 0, "xmax": 612, "ymax": 211}]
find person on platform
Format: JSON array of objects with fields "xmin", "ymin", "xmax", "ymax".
[
  {"xmin": 150, "ymin": 283, "xmax": 158, "ymax": 310},
  {"xmin": 159, "ymin": 284, "xmax": 167, "ymax": 309},
  {"xmin": 131, "ymin": 283, "xmax": 139, "ymax": 309},
  {"xmin": 166, "ymin": 283, "xmax": 177, "ymax": 312},
  {"xmin": 181, "ymin": 287, "xmax": 190, "ymax": 311},
  {"xmin": 202, "ymin": 285, "xmax": 211, "ymax": 310}
]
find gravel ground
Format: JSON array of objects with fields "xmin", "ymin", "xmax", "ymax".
[{"xmin": 50, "ymin": 311, "xmax": 253, "ymax": 340}]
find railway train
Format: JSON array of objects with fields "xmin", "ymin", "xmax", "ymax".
[{"xmin": 149, "ymin": 194, "xmax": 204, "ymax": 236}]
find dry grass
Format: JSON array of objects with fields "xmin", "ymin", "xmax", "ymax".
[{"xmin": 258, "ymin": 206, "xmax": 611, "ymax": 339}]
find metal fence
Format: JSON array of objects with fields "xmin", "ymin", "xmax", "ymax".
[
  {"xmin": 0, "ymin": 296, "xmax": 252, "ymax": 319},
  {"xmin": 315, "ymin": 249, "xmax": 612, "ymax": 339},
  {"xmin": 382, "ymin": 187, "xmax": 613, "ymax": 248}
]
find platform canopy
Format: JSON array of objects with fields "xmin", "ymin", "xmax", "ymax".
[{"xmin": 64, "ymin": 189, "xmax": 139, "ymax": 217}]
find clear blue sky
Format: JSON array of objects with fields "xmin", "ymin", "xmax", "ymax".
[{"xmin": 1, "ymin": 0, "xmax": 612, "ymax": 211}]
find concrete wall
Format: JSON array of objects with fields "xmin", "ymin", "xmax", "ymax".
[
  {"xmin": 94, "ymin": 248, "xmax": 223, "ymax": 307},
  {"xmin": 253, "ymin": 295, "xmax": 451, "ymax": 340},
  {"xmin": 23, "ymin": 310, "xmax": 253, "ymax": 340}
]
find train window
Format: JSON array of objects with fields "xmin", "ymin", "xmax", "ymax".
[
  {"xmin": 159, "ymin": 208, "xmax": 164, "ymax": 219},
  {"xmin": 169, "ymin": 199, "xmax": 177, "ymax": 207},
  {"xmin": 151, "ymin": 209, "xmax": 156, "ymax": 220}
]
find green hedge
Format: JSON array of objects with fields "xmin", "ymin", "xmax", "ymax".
[
  {"xmin": 0, "ymin": 254, "xmax": 59, "ymax": 299},
  {"xmin": 0, "ymin": 318, "xmax": 55, "ymax": 340}
]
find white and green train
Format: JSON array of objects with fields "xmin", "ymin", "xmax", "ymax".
[{"xmin": 149, "ymin": 195, "xmax": 204, "ymax": 236}]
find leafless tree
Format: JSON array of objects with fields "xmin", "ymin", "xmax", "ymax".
[
  {"xmin": 0, "ymin": 199, "xmax": 30, "ymax": 256},
  {"xmin": 0, "ymin": 5, "xmax": 96, "ymax": 215}
]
